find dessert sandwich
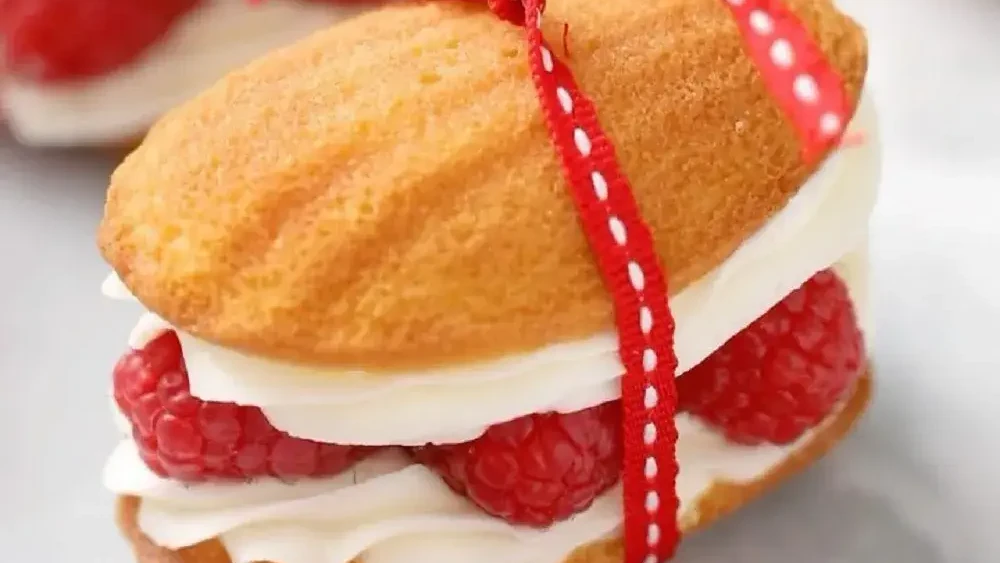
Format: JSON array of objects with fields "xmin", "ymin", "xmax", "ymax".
[
  {"xmin": 0, "ymin": 0, "xmax": 376, "ymax": 147},
  {"xmin": 97, "ymin": 0, "xmax": 880, "ymax": 562}
]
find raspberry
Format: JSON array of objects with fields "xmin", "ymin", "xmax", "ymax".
[
  {"xmin": 677, "ymin": 269, "xmax": 865, "ymax": 445},
  {"xmin": 0, "ymin": 0, "xmax": 201, "ymax": 82},
  {"xmin": 112, "ymin": 331, "xmax": 369, "ymax": 482},
  {"xmin": 410, "ymin": 402, "xmax": 622, "ymax": 527}
]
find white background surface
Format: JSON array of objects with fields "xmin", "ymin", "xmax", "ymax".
[{"xmin": 1, "ymin": 0, "xmax": 998, "ymax": 561}]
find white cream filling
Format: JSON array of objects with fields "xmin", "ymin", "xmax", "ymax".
[
  {"xmin": 102, "ymin": 95, "xmax": 880, "ymax": 446},
  {"xmin": 105, "ymin": 382, "xmax": 857, "ymax": 563},
  {"xmin": 0, "ymin": 0, "xmax": 370, "ymax": 146}
]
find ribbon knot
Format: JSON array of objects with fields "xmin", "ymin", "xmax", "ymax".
[{"xmin": 485, "ymin": 0, "xmax": 544, "ymax": 26}]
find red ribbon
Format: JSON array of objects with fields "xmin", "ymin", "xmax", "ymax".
[
  {"xmin": 495, "ymin": 1, "xmax": 681, "ymax": 560},
  {"xmin": 720, "ymin": 0, "xmax": 851, "ymax": 163}
]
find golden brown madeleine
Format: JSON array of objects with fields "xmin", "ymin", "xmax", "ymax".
[{"xmin": 98, "ymin": 0, "xmax": 867, "ymax": 369}]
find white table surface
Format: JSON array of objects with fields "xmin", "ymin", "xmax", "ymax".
[{"xmin": 1, "ymin": 0, "xmax": 998, "ymax": 561}]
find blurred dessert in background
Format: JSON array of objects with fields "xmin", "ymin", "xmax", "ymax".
[{"xmin": 0, "ymin": 0, "xmax": 373, "ymax": 147}]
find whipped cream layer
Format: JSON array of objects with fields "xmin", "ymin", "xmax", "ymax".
[
  {"xmin": 1, "ymin": 0, "xmax": 369, "ymax": 146},
  {"xmin": 105, "ymin": 382, "xmax": 858, "ymax": 563},
  {"xmin": 102, "ymin": 95, "xmax": 880, "ymax": 446}
]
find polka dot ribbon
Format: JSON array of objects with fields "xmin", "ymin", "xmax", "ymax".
[
  {"xmin": 479, "ymin": 1, "xmax": 851, "ymax": 562},
  {"xmin": 721, "ymin": 0, "xmax": 851, "ymax": 162},
  {"xmin": 502, "ymin": 3, "xmax": 682, "ymax": 561}
]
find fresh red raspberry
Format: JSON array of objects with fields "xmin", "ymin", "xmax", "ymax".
[
  {"xmin": 410, "ymin": 403, "xmax": 621, "ymax": 527},
  {"xmin": 677, "ymin": 269, "xmax": 865, "ymax": 445},
  {"xmin": 112, "ymin": 331, "xmax": 370, "ymax": 482},
  {"xmin": 0, "ymin": 0, "xmax": 201, "ymax": 82}
]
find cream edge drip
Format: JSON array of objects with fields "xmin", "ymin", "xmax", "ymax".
[
  {"xmin": 102, "ymin": 96, "xmax": 880, "ymax": 563},
  {"xmin": 0, "ymin": 0, "xmax": 370, "ymax": 146}
]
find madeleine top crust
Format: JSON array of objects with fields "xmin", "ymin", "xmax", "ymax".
[{"xmin": 98, "ymin": 0, "xmax": 867, "ymax": 369}]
